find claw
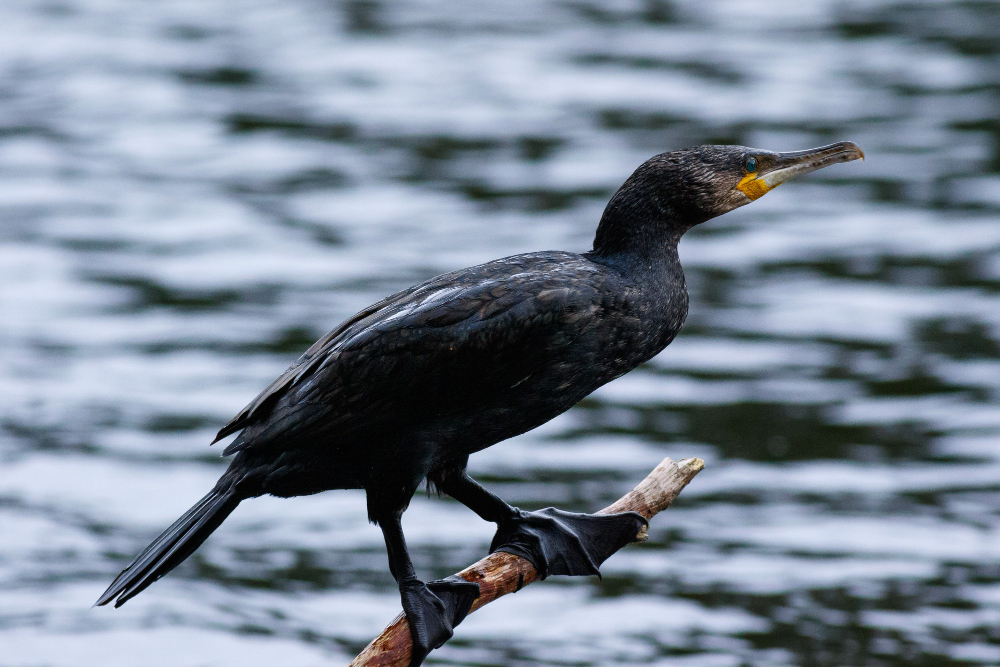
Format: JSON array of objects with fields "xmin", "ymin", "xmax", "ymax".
[
  {"xmin": 400, "ymin": 576, "xmax": 480, "ymax": 666},
  {"xmin": 490, "ymin": 508, "xmax": 647, "ymax": 579}
]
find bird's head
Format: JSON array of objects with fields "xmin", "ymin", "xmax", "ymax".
[{"xmin": 593, "ymin": 142, "xmax": 865, "ymax": 257}]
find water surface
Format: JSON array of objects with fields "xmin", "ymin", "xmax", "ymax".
[{"xmin": 3, "ymin": 0, "xmax": 1000, "ymax": 665}]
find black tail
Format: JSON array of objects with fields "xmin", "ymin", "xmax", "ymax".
[{"xmin": 95, "ymin": 489, "xmax": 241, "ymax": 608}]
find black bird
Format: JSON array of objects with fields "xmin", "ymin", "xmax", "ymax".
[{"xmin": 97, "ymin": 142, "xmax": 864, "ymax": 664}]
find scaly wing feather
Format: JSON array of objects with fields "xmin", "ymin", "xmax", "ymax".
[{"xmin": 213, "ymin": 253, "xmax": 608, "ymax": 454}]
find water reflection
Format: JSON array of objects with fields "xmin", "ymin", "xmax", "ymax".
[{"xmin": 3, "ymin": 0, "xmax": 1000, "ymax": 665}]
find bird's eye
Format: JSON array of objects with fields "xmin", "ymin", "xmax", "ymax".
[{"xmin": 745, "ymin": 156, "xmax": 758, "ymax": 173}]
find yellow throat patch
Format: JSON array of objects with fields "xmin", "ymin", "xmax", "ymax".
[{"xmin": 736, "ymin": 173, "xmax": 773, "ymax": 201}]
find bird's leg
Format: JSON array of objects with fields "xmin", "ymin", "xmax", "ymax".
[
  {"xmin": 439, "ymin": 471, "xmax": 647, "ymax": 579},
  {"xmin": 435, "ymin": 469, "xmax": 519, "ymax": 523},
  {"xmin": 376, "ymin": 509, "xmax": 480, "ymax": 667}
]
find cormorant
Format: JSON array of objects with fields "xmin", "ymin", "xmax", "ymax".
[{"xmin": 96, "ymin": 142, "xmax": 864, "ymax": 665}]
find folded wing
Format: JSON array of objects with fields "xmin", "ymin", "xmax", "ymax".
[{"xmin": 213, "ymin": 254, "xmax": 606, "ymax": 456}]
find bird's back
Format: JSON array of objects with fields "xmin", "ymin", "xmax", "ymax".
[{"xmin": 215, "ymin": 250, "xmax": 686, "ymax": 496}]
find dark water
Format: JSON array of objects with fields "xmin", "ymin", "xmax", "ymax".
[{"xmin": 3, "ymin": 0, "xmax": 1000, "ymax": 665}]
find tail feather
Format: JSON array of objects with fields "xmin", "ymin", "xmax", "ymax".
[{"xmin": 96, "ymin": 489, "xmax": 240, "ymax": 608}]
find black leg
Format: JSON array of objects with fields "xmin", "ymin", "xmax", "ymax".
[
  {"xmin": 376, "ymin": 510, "xmax": 480, "ymax": 667},
  {"xmin": 436, "ymin": 471, "xmax": 518, "ymax": 523},
  {"xmin": 439, "ymin": 470, "xmax": 648, "ymax": 579}
]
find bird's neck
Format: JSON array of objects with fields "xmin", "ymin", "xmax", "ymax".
[
  {"xmin": 585, "ymin": 203, "xmax": 689, "ymax": 359},
  {"xmin": 586, "ymin": 198, "xmax": 686, "ymax": 284}
]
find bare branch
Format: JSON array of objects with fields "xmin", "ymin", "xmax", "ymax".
[{"xmin": 350, "ymin": 456, "xmax": 705, "ymax": 667}]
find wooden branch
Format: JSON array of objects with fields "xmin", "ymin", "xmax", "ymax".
[{"xmin": 350, "ymin": 456, "xmax": 705, "ymax": 666}]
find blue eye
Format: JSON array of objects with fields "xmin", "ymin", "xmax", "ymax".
[{"xmin": 745, "ymin": 156, "xmax": 758, "ymax": 173}]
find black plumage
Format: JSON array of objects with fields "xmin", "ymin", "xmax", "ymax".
[{"xmin": 97, "ymin": 142, "xmax": 863, "ymax": 665}]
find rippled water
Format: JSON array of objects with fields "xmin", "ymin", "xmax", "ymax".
[{"xmin": 3, "ymin": 0, "xmax": 1000, "ymax": 665}]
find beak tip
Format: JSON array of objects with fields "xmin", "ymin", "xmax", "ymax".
[{"xmin": 847, "ymin": 141, "xmax": 865, "ymax": 162}]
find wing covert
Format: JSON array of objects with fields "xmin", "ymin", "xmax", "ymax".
[{"xmin": 212, "ymin": 254, "xmax": 607, "ymax": 450}]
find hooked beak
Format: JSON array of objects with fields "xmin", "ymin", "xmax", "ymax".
[{"xmin": 736, "ymin": 141, "xmax": 865, "ymax": 201}]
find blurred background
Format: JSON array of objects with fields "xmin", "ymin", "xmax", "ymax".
[{"xmin": 3, "ymin": 0, "xmax": 1000, "ymax": 665}]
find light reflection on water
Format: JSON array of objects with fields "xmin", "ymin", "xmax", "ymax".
[{"xmin": 3, "ymin": 0, "xmax": 1000, "ymax": 665}]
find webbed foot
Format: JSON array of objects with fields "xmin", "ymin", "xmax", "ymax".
[
  {"xmin": 490, "ymin": 507, "xmax": 647, "ymax": 578},
  {"xmin": 400, "ymin": 575, "xmax": 480, "ymax": 666}
]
